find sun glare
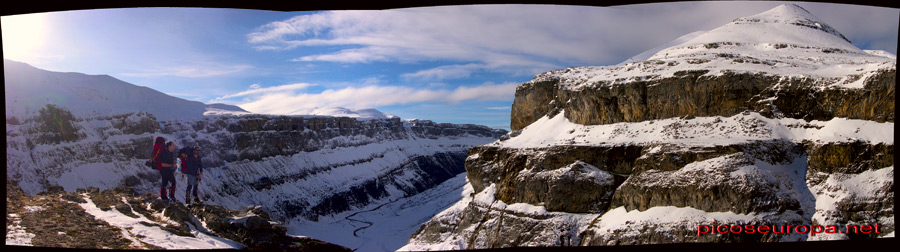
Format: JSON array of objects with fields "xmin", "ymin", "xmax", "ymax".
[{"xmin": 2, "ymin": 13, "xmax": 47, "ymax": 61}]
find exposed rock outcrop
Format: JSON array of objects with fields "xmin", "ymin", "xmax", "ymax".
[
  {"xmin": 511, "ymin": 69, "xmax": 895, "ymax": 131},
  {"xmin": 6, "ymin": 178, "xmax": 353, "ymax": 250},
  {"xmin": 6, "ymin": 178, "xmax": 350, "ymax": 251},
  {"xmin": 6, "ymin": 107, "xmax": 506, "ymax": 247},
  {"xmin": 406, "ymin": 4, "xmax": 894, "ymax": 249}
]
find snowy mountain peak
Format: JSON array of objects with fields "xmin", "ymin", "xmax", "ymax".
[
  {"xmin": 533, "ymin": 4, "xmax": 894, "ymax": 89},
  {"xmin": 738, "ymin": 3, "xmax": 850, "ymax": 43},
  {"xmin": 301, "ymin": 107, "xmax": 394, "ymax": 119},
  {"xmin": 659, "ymin": 3, "xmax": 858, "ymax": 55}
]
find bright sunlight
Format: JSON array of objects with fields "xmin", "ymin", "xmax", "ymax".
[{"xmin": 2, "ymin": 13, "xmax": 47, "ymax": 61}]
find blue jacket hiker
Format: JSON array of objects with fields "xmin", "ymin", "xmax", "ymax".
[{"xmin": 182, "ymin": 146, "xmax": 204, "ymax": 204}]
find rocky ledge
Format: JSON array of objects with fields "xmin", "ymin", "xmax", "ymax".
[{"xmin": 6, "ymin": 177, "xmax": 352, "ymax": 251}]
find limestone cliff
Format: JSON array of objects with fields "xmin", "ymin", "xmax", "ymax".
[{"xmin": 403, "ymin": 4, "xmax": 894, "ymax": 249}]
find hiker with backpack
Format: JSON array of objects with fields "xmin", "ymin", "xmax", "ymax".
[
  {"xmin": 158, "ymin": 141, "xmax": 178, "ymax": 203},
  {"xmin": 181, "ymin": 146, "xmax": 204, "ymax": 204}
]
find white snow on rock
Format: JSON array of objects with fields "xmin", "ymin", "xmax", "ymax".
[
  {"xmin": 493, "ymin": 111, "xmax": 893, "ymax": 149},
  {"xmin": 589, "ymin": 205, "xmax": 807, "ymax": 242},
  {"xmin": 530, "ymin": 4, "xmax": 895, "ymax": 90},
  {"xmin": 668, "ymin": 4, "xmax": 856, "ymax": 52},
  {"xmin": 618, "ymin": 30, "xmax": 707, "ymax": 65},
  {"xmin": 290, "ymin": 173, "xmax": 470, "ymax": 252},
  {"xmin": 6, "ymin": 213, "xmax": 36, "ymax": 246},
  {"xmin": 295, "ymin": 107, "xmax": 393, "ymax": 119},
  {"xmin": 398, "ymin": 182, "xmax": 602, "ymax": 251},
  {"xmin": 402, "ymin": 4, "xmax": 894, "ymax": 250},
  {"xmin": 74, "ymin": 194, "xmax": 245, "ymax": 249},
  {"xmin": 808, "ymin": 166, "xmax": 894, "ymax": 240}
]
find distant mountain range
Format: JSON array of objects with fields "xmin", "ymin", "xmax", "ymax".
[
  {"xmin": 4, "ymin": 59, "xmax": 403, "ymax": 122},
  {"xmin": 4, "ymin": 58, "xmax": 507, "ymax": 251},
  {"xmin": 4, "ymin": 59, "xmax": 250, "ymax": 121}
]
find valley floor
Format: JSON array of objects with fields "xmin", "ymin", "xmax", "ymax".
[{"xmin": 287, "ymin": 173, "xmax": 469, "ymax": 252}]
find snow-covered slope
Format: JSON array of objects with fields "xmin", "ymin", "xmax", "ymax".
[
  {"xmin": 5, "ymin": 59, "xmax": 506, "ymax": 251},
  {"xmin": 298, "ymin": 107, "xmax": 395, "ymax": 119},
  {"xmin": 617, "ymin": 30, "xmax": 706, "ymax": 65},
  {"xmin": 405, "ymin": 4, "xmax": 894, "ymax": 249},
  {"xmin": 496, "ymin": 111, "xmax": 893, "ymax": 149},
  {"xmin": 5, "ymin": 109, "xmax": 505, "ymax": 251},
  {"xmin": 3, "ymin": 59, "xmax": 250, "ymax": 121},
  {"xmin": 537, "ymin": 4, "xmax": 895, "ymax": 90},
  {"xmin": 671, "ymin": 3, "xmax": 854, "ymax": 51}
]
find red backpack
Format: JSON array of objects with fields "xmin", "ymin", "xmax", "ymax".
[
  {"xmin": 145, "ymin": 136, "xmax": 166, "ymax": 170},
  {"xmin": 177, "ymin": 146, "xmax": 194, "ymax": 171}
]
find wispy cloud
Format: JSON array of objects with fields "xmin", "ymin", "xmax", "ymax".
[
  {"xmin": 211, "ymin": 82, "xmax": 315, "ymax": 102},
  {"xmin": 401, "ymin": 63, "xmax": 485, "ymax": 81},
  {"xmin": 235, "ymin": 82, "xmax": 518, "ymax": 115},
  {"xmin": 486, "ymin": 106, "xmax": 510, "ymax": 110},
  {"xmin": 247, "ymin": 6, "xmax": 633, "ymax": 70},
  {"xmin": 249, "ymin": 3, "xmax": 899, "ymax": 70},
  {"xmin": 120, "ymin": 64, "xmax": 253, "ymax": 78}
]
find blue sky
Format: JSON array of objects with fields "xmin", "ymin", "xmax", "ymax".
[{"xmin": 3, "ymin": 2, "xmax": 898, "ymax": 129}]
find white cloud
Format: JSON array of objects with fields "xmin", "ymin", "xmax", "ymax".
[
  {"xmin": 401, "ymin": 63, "xmax": 485, "ymax": 81},
  {"xmin": 212, "ymin": 82, "xmax": 315, "ymax": 101},
  {"xmin": 120, "ymin": 64, "xmax": 253, "ymax": 78},
  {"xmin": 236, "ymin": 82, "xmax": 518, "ymax": 115},
  {"xmin": 249, "ymin": 3, "xmax": 899, "ymax": 70},
  {"xmin": 248, "ymin": 6, "xmax": 634, "ymax": 68}
]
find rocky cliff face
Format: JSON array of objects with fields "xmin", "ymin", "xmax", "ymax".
[
  {"xmin": 5, "ymin": 104, "xmax": 505, "ymax": 238},
  {"xmin": 403, "ymin": 4, "xmax": 894, "ymax": 250},
  {"xmin": 511, "ymin": 68, "xmax": 894, "ymax": 131}
]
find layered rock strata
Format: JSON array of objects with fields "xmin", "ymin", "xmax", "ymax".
[
  {"xmin": 6, "ymin": 108, "xmax": 505, "ymax": 224},
  {"xmin": 404, "ymin": 4, "xmax": 893, "ymax": 249}
]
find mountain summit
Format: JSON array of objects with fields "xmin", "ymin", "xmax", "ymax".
[
  {"xmin": 538, "ymin": 4, "xmax": 894, "ymax": 91},
  {"xmin": 404, "ymin": 4, "xmax": 894, "ymax": 249},
  {"xmin": 672, "ymin": 3, "xmax": 854, "ymax": 49}
]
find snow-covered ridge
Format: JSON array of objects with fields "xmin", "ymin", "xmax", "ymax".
[
  {"xmin": 532, "ymin": 4, "xmax": 895, "ymax": 89},
  {"xmin": 292, "ymin": 107, "xmax": 395, "ymax": 119},
  {"xmin": 4, "ymin": 59, "xmax": 250, "ymax": 121},
  {"xmin": 686, "ymin": 3, "xmax": 854, "ymax": 49},
  {"xmin": 6, "ymin": 109, "xmax": 504, "ymax": 194},
  {"xmin": 617, "ymin": 30, "xmax": 706, "ymax": 65},
  {"xmin": 495, "ymin": 111, "xmax": 893, "ymax": 149}
]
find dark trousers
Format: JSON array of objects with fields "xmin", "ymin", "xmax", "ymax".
[{"xmin": 160, "ymin": 169, "xmax": 176, "ymax": 200}]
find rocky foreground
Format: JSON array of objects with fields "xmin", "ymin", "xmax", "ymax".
[{"xmin": 6, "ymin": 177, "xmax": 351, "ymax": 251}]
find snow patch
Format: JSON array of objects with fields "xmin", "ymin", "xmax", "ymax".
[
  {"xmin": 6, "ymin": 213, "xmax": 36, "ymax": 246},
  {"xmin": 76, "ymin": 194, "xmax": 245, "ymax": 249},
  {"xmin": 493, "ymin": 111, "xmax": 892, "ymax": 149}
]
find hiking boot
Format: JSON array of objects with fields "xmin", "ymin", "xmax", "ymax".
[{"xmin": 193, "ymin": 197, "xmax": 201, "ymax": 204}]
